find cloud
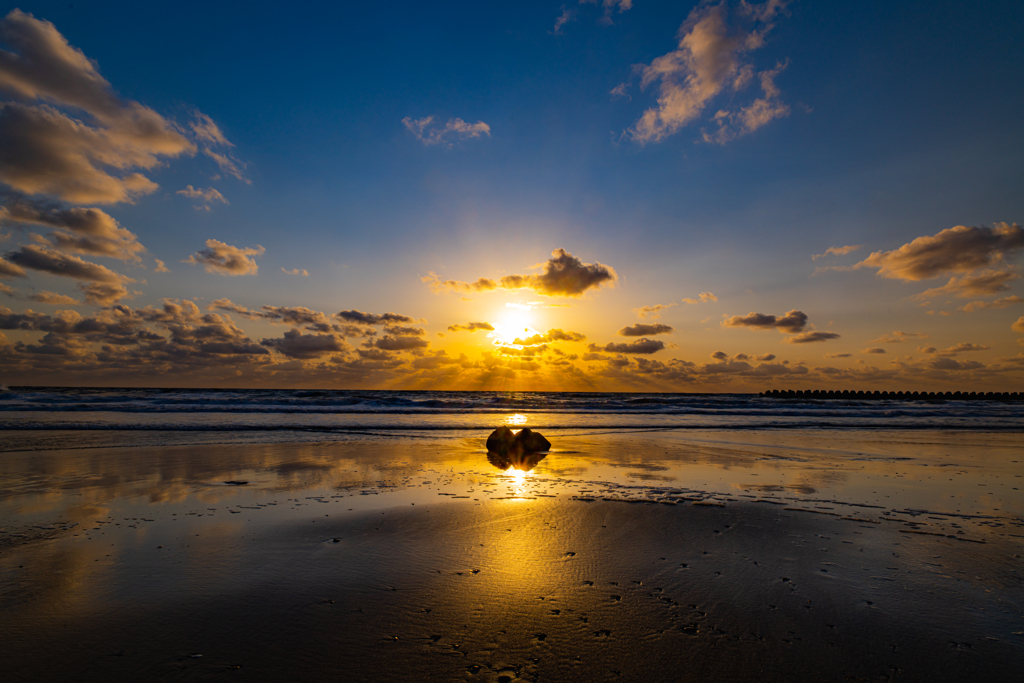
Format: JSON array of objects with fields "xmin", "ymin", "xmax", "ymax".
[
  {"xmin": 0, "ymin": 254, "xmax": 26, "ymax": 277},
  {"xmin": 861, "ymin": 347, "xmax": 885, "ymax": 354},
  {"xmin": 0, "ymin": 10, "xmax": 195, "ymax": 203},
  {"xmin": 682, "ymin": 291, "xmax": 717, "ymax": 304},
  {"xmin": 154, "ymin": 259, "xmax": 168, "ymax": 273},
  {"xmin": 78, "ymin": 281, "xmax": 128, "ymax": 306},
  {"xmin": 422, "ymin": 273, "xmax": 498, "ymax": 293},
  {"xmin": 1, "ymin": 194, "xmax": 145, "ymax": 260},
  {"xmin": 823, "ymin": 352, "xmax": 851, "ymax": 358},
  {"xmin": 786, "ymin": 331, "xmax": 840, "ymax": 343},
  {"xmin": 913, "ymin": 270, "xmax": 1020, "ymax": 299},
  {"xmin": 374, "ymin": 335, "xmax": 429, "ymax": 351},
  {"xmin": 203, "ymin": 148, "xmax": 249, "ymax": 183},
  {"xmin": 958, "ymin": 295, "xmax": 1023, "ymax": 312},
  {"xmin": 919, "ymin": 342, "xmax": 990, "ymax": 357},
  {"xmin": 583, "ymin": 0, "xmax": 633, "ymax": 12},
  {"xmin": 185, "ymin": 239, "xmax": 264, "ymax": 276},
  {"xmin": 702, "ymin": 60, "xmax": 790, "ymax": 143},
  {"xmin": 207, "ymin": 300, "xmax": 362, "ymax": 335},
  {"xmin": 281, "ymin": 267, "xmax": 309, "ymax": 276},
  {"xmin": 0, "ymin": 282, "xmax": 13, "ymax": 295},
  {"xmin": 873, "ymin": 330, "xmax": 928, "ymax": 343},
  {"xmin": 628, "ymin": 0, "xmax": 789, "ymax": 144},
  {"xmin": 812, "ymin": 245, "xmax": 862, "ymax": 260},
  {"xmin": 336, "ymin": 310, "xmax": 415, "ymax": 325},
  {"xmin": 581, "ymin": 0, "xmax": 633, "ymax": 25},
  {"xmin": 177, "ymin": 185, "xmax": 228, "ymax": 209},
  {"xmin": 189, "ymin": 111, "xmax": 232, "ymax": 147},
  {"xmin": 428, "ymin": 249, "xmax": 617, "ymax": 298},
  {"xmin": 618, "ymin": 323, "xmax": 674, "ymax": 336},
  {"xmin": 5, "ymin": 243, "xmax": 129, "ymax": 283},
  {"xmin": 3, "ymin": 243, "xmax": 134, "ymax": 304},
  {"xmin": 260, "ymin": 329, "xmax": 347, "ymax": 359},
  {"xmin": 383, "ymin": 324, "xmax": 424, "ymax": 337},
  {"xmin": 29, "ymin": 290, "xmax": 77, "ymax": 304},
  {"xmin": 609, "ymin": 83, "xmax": 630, "ymax": 100},
  {"xmin": 448, "ymin": 322, "xmax": 494, "ymax": 333},
  {"xmin": 593, "ymin": 338, "xmax": 665, "ymax": 354},
  {"xmin": 928, "ymin": 357, "xmax": 984, "ymax": 372},
  {"xmin": 207, "ymin": 298, "xmax": 251, "ymax": 316},
  {"xmin": 722, "ymin": 309, "xmax": 807, "ymax": 333},
  {"xmin": 513, "ymin": 328, "xmax": 587, "ymax": 346},
  {"xmin": 856, "ymin": 222, "xmax": 1024, "ymax": 281},
  {"xmin": 402, "ymin": 116, "xmax": 491, "ymax": 146},
  {"xmin": 635, "ymin": 302, "xmax": 675, "ymax": 319},
  {"xmin": 712, "ymin": 350, "xmax": 775, "ymax": 362},
  {"xmin": 552, "ymin": 7, "xmax": 576, "ymax": 34},
  {"xmin": 187, "ymin": 110, "xmax": 250, "ymax": 184},
  {"xmin": 0, "ymin": 300, "xmax": 278, "ymax": 379},
  {"xmin": 1013, "ymin": 316, "xmax": 1024, "ymax": 333},
  {"xmin": 251, "ymin": 305, "xmax": 332, "ymax": 328}
]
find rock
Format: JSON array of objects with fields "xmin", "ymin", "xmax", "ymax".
[
  {"xmin": 486, "ymin": 426, "xmax": 517, "ymax": 455},
  {"xmin": 514, "ymin": 428, "xmax": 551, "ymax": 453},
  {"xmin": 485, "ymin": 426, "xmax": 551, "ymax": 461}
]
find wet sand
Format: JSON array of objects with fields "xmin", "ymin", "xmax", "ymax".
[{"xmin": 1, "ymin": 430, "xmax": 1022, "ymax": 681}]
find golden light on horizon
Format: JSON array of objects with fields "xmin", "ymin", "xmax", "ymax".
[{"xmin": 506, "ymin": 414, "xmax": 528, "ymax": 425}]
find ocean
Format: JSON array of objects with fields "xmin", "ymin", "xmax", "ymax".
[{"xmin": 1, "ymin": 387, "xmax": 1022, "ymax": 452}]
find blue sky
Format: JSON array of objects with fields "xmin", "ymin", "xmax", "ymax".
[{"xmin": 1, "ymin": 1, "xmax": 1023, "ymax": 389}]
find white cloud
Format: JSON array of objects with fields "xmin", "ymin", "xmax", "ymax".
[
  {"xmin": 628, "ymin": 1, "xmax": 789, "ymax": 144},
  {"xmin": 402, "ymin": 116, "xmax": 491, "ymax": 147},
  {"xmin": 682, "ymin": 291, "xmax": 717, "ymax": 304},
  {"xmin": 0, "ymin": 196, "xmax": 145, "ymax": 260},
  {"xmin": 812, "ymin": 244, "xmax": 862, "ymax": 260},
  {"xmin": 185, "ymin": 239, "xmax": 264, "ymax": 276},
  {"xmin": 0, "ymin": 10, "xmax": 195, "ymax": 204},
  {"xmin": 177, "ymin": 185, "xmax": 228, "ymax": 209},
  {"xmin": 857, "ymin": 222, "xmax": 1023, "ymax": 281}
]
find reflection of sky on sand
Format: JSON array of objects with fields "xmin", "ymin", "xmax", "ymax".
[
  {"xmin": 1, "ymin": 429, "xmax": 1023, "ymax": 681},
  {"xmin": 0, "ymin": 430, "xmax": 1020, "ymax": 568},
  {"xmin": 2, "ymin": 431, "xmax": 1023, "ymax": 539}
]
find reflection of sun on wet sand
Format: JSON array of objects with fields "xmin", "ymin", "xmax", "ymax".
[{"xmin": 0, "ymin": 430, "xmax": 1022, "ymax": 681}]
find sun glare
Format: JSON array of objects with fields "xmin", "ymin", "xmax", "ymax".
[{"xmin": 488, "ymin": 305, "xmax": 539, "ymax": 347}]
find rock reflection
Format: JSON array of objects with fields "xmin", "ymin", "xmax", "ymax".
[{"xmin": 486, "ymin": 450, "xmax": 547, "ymax": 472}]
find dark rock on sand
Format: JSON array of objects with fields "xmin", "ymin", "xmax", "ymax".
[
  {"xmin": 485, "ymin": 427, "xmax": 552, "ymax": 471},
  {"xmin": 486, "ymin": 426, "xmax": 517, "ymax": 455},
  {"xmin": 515, "ymin": 428, "xmax": 551, "ymax": 453},
  {"xmin": 486, "ymin": 426, "xmax": 551, "ymax": 456}
]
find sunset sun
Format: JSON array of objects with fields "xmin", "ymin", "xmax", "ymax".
[{"xmin": 488, "ymin": 305, "xmax": 539, "ymax": 348}]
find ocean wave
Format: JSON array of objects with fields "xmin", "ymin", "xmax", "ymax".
[{"xmin": 0, "ymin": 387, "xmax": 1020, "ymax": 434}]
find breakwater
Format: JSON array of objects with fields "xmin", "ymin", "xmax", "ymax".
[{"xmin": 762, "ymin": 389, "xmax": 1022, "ymax": 401}]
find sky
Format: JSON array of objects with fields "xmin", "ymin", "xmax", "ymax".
[{"xmin": 1, "ymin": 0, "xmax": 1023, "ymax": 391}]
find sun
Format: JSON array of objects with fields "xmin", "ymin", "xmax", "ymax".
[{"xmin": 488, "ymin": 305, "xmax": 539, "ymax": 348}]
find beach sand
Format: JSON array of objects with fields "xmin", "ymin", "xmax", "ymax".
[{"xmin": 1, "ymin": 430, "xmax": 1022, "ymax": 681}]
